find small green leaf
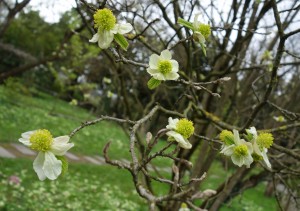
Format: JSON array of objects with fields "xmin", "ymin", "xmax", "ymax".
[
  {"xmin": 114, "ymin": 33, "xmax": 129, "ymax": 51},
  {"xmin": 177, "ymin": 18, "xmax": 194, "ymax": 30},
  {"xmin": 147, "ymin": 77, "xmax": 161, "ymax": 90},
  {"xmin": 56, "ymin": 156, "xmax": 68, "ymax": 177}
]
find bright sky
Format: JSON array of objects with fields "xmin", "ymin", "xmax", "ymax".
[{"xmin": 28, "ymin": 0, "xmax": 76, "ymax": 23}]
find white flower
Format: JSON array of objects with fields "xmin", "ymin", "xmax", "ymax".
[
  {"xmin": 147, "ymin": 50, "xmax": 179, "ymax": 81},
  {"xmin": 89, "ymin": 23, "xmax": 132, "ymax": 49},
  {"xmin": 19, "ymin": 129, "xmax": 74, "ymax": 181},
  {"xmin": 166, "ymin": 117, "xmax": 194, "ymax": 149},
  {"xmin": 220, "ymin": 129, "xmax": 253, "ymax": 168},
  {"xmin": 89, "ymin": 9, "xmax": 132, "ymax": 49},
  {"xmin": 193, "ymin": 14, "xmax": 206, "ymax": 45},
  {"xmin": 247, "ymin": 127, "xmax": 272, "ymax": 169}
]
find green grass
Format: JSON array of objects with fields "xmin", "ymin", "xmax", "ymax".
[
  {"xmin": 0, "ymin": 158, "xmax": 146, "ymax": 211},
  {"xmin": 0, "ymin": 86, "xmax": 132, "ymax": 159}
]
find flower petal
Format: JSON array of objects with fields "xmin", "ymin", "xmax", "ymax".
[
  {"xmin": 149, "ymin": 54, "xmax": 160, "ymax": 69},
  {"xmin": 160, "ymin": 49, "xmax": 172, "ymax": 60},
  {"xmin": 245, "ymin": 142, "xmax": 253, "ymax": 154},
  {"xmin": 19, "ymin": 138, "xmax": 31, "ymax": 146},
  {"xmin": 165, "ymin": 72, "xmax": 179, "ymax": 80},
  {"xmin": 194, "ymin": 32, "xmax": 205, "ymax": 44},
  {"xmin": 33, "ymin": 152, "xmax": 47, "ymax": 181},
  {"xmin": 98, "ymin": 30, "xmax": 114, "ymax": 49},
  {"xmin": 170, "ymin": 60, "xmax": 179, "ymax": 72},
  {"xmin": 147, "ymin": 68, "xmax": 159, "ymax": 75},
  {"xmin": 248, "ymin": 127, "xmax": 258, "ymax": 140},
  {"xmin": 193, "ymin": 13, "xmax": 201, "ymax": 29},
  {"xmin": 261, "ymin": 148, "xmax": 271, "ymax": 169},
  {"xmin": 233, "ymin": 129, "xmax": 241, "ymax": 145},
  {"xmin": 244, "ymin": 154, "xmax": 254, "ymax": 168},
  {"xmin": 167, "ymin": 131, "xmax": 192, "ymax": 149},
  {"xmin": 43, "ymin": 152, "xmax": 62, "ymax": 180},
  {"xmin": 152, "ymin": 73, "xmax": 165, "ymax": 81},
  {"xmin": 117, "ymin": 23, "xmax": 133, "ymax": 34},
  {"xmin": 166, "ymin": 117, "xmax": 179, "ymax": 130},
  {"xmin": 50, "ymin": 136, "xmax": 74, "ymax": 156},
  {"xmin": 231, "ymin": 154, "xmax": 244, "ymax": 167},
  {"xmin": 89, "ymin": 33, "xmax": 99, "ymax": 43},
  {"xmin": 220, "ymin": 144, "xmax": 235, "ymax": 156}
]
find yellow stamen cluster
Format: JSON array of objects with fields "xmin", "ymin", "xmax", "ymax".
[
  {"xmin": 176, "ymin": 118, "xmax": 194, "ymax": 139},
  {"xmin": 219, "ymin": 130, "xmax": 233, "ymax": 143},
  {"xmin": 234, "ymin": 145, "xmax": 248, "ymax": 157},
  {"xmin": 158, "ymin": 60, "xmax": 172, "ymax": 74},
  {"xmin": 198, "ymin": 23, "xmax": 211, "ymax": 39},
  {"xmin": 29, "ymin": 129, "xmax": 53, "ymax": 151},
  {"xmin": 93, "ymin": 8, "xmax": 116, "ymax": 31},
  {"xmin": 257, "ymin": 133, "xmax": 274, "ymax": 149}
]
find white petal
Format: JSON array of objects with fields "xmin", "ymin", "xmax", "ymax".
[
  {"xmin": 117, "ymin": 23, "xmax": 133, "ymax": 34},
  {"xmin": 50, "ymin": 136, "xmax": 74, "ymax": 156},
  {"xmin": 233, "ymin": 130, "xmax": 242, "ymax": 145},
  {"xmin": 89, "ymin": 33, "xmax": 99, "ymax": 43},
  {"xmin": 194, "ymin": 32, "xmax": 205, "ymax": 44},
  {"xmin": 147, "ymin": 68, "xmax": 159, "ymax": 75},
  {"xmin": 166, "ymin": 117, "xmax": 178, "ymax": 130},
  {"xmin": 98, "ymin": 30, "xmax": 114, "ymax": 49},
  {"xmin": 244, "ymin": 154, "xmax": 254, "ymax": 168},
  {"xmin": 33, "ymin": 152, "xmax": 47, "ymax": 181},
  {"xmin": 149, "ymin": 54, "xmax": 160, "ymax": 69},
  {"xmin": 19, "ymin": 138, "xmax": 31, "ymax": 146},
  {"xmin": 231, "ymin": 154, "xmax": 244, "ymax": 167},
  {"xmin": 248, "ymin": 127, "xmax": 258, "ymax": 139},
  {"xmin": 152, "ymin": 73, "xmax": 165, "ymax": 81},
  {"xmin": 193, "ymin": 13, "xmax": 201, "ymax": 29},
  {"xmin": 43, "ymin": 152, "xmax": 62, "ymax": 180},
  {"xmin": 245, "ymin": 142, "xmax": 253, "ymax": 154},
  {"xmin": 167, "ymin": 131, "xmax": 192, "ymax": 149},
  {"xmin": 21, "ymin": 131, "xmax": 35, "ymax": 139},
  {"xmin": 252, "ymin": 141, "xmax": 261, "ymax": 155},
  {"xmin": 261, "ymin": 149, "xmax": 271, "ymax": 169},
  {"xmin": 165, "ymin": 72, "xmax": 179, "ymax": 80},
  {"xmin": 220, "ymin": 145, "xmax": 235, "ymax": 156},
  {"xmin": 160, "ymin": 49, "xmax": 172, "ymax": 60},
  {"xmin": 170, "ymin": 60, "xmax": 179, "ymax": 72}
]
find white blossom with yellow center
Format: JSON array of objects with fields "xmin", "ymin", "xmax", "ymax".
[
  {"xmin": 147, "ymin": 49, "xmax": 179, "ymax": 81},
  {"xmin": 247, "ymin": 127, "xmax": 273, "ymax": 169},
  {"xmin": 192, "ymin": 14, "xmax": 211, "ymax": 47},
  {"xmin": 19, "ymin": 129, "xmax": 74, "ymax": 181},
  {"xmin": 166, "ymin": 117, "xmax": 194, "ymax": 149},
  {"xmin": 220, "ymin": 129, "xmax": 253, "ymax": 168},
  {"xmin": 89, "ymin": 8, "xmax": 133, "ymax": 49}
]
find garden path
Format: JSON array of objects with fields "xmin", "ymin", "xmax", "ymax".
[{"xmin": 0, "ymin": 143, "xmax": 170, "ymax": 172}]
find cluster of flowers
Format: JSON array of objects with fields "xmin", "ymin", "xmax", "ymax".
[
  {"xmin": 219, "ymin": 127, "xmax": 274, "ymax": 168},
  {"xmin": 88, "ymin": 9, "xmax": 210, "ymax": 89},
  {"xmin": 19, "ymin": 116, "xmax": 195, "ymax": 180}
]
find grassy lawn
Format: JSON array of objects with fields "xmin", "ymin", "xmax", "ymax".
[
  {"xmin": 0, "ymin": 158, "xmax": 146, "ymax": 211},
  {"xmin": 0, "ymin": 86, "xmax": 132, "ymax": 159},
  {"xmin": 0, "ymin": 86, "xmax": 277, "ymax": 210}
]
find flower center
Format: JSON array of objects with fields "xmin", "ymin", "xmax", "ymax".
[
  {"xmin": 176, "ymin": 118, "xmax": 194, "ymax": 139},
  {"xmin": 257, "ymin": 133, "xmax": 273, "ymax": 149},
  {"xmin": 198, "ymin": 23, "xmax": 211, "ymax": 39},
  {"xmin": 93, "ymin": 9, "xmax": 116, "ymax": 31},
  {"xmin": 29, "ymin": 129, "xmax": 53, "ymax": 151},
  {"xmin": 219, "ymin": 130, "xmax": 234, "ymax": 145},
  {"xmin": 158, "ymin": 60, "xmax": 172, "ymax": 74},
  {"xmin": 234, "ymin": 145, "xmax": 248, "ymax": 157}
]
